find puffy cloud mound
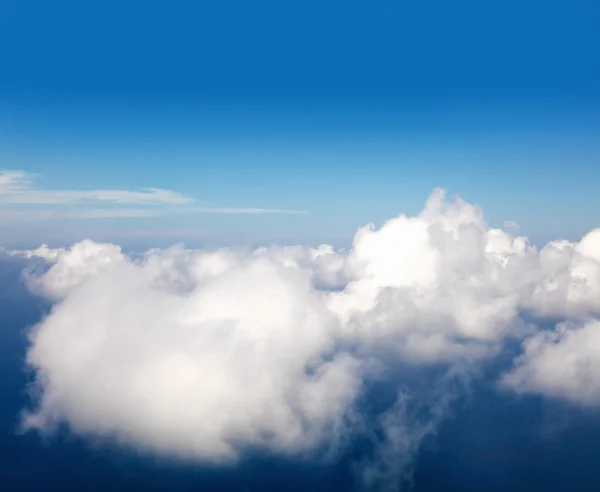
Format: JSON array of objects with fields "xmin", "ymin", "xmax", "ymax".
[
  {"xmin": 21, "ymin": 240, "xmax": 124, "ymax": 300},
  {"xmin": 501, "ymin": 319, "xmax": 600, "ymax": 406},
  {"xmin": 16, "ymin": 189, "xmax": 600, "ymax": 488},
  {"xmin": 22, "ymin": 253, "xmax": 361, "ymax": 461}
]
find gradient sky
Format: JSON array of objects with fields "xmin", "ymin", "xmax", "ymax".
[{"xmin": 2, "ymin": 0, "xmax": 600, "ymax": 249}]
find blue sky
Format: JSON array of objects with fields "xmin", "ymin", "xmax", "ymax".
[
  {"xmin": 2, "ymin": 0, "xmax": 600, "ymax": 248},
  {"xmin": 4, "ymin": 4, "xmax": 600, "ymax": 491}
]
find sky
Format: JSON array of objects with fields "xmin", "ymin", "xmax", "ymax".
[
  {"xmin": 1, "ymin": 0, "xmax": 600, "ymax": 249},
  {"xmin": 2, "ymin": 3, "xmax": 600, "ymax": 491}
]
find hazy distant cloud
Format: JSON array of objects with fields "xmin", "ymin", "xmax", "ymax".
[
  {"xmin": 0, "ymin": 170, "xmax": 302, "ymax": 220},
  {"xmin": 188, "ymin": 207, "xmax": 304, "ymax": 215},
  {"xmin": 0, "ymin": 208, "xmax": 164, "ymax": 220},
  {"xmin": 0, "ymin": 170, "xmax": 192, "ymax": 205},
  {"xmin": 504, "ymin": 220, "xmax": 520, "ymax": 230},
  {"xmin": 15, "ymin": 189, "xmax": 600, "ymax": 490},
  {"xmin": 0, "ymin": 170, "xmax": 34, "ymax": 191},
  {"xmin": 0, "ymin": 207, "xmax": 304, "ymax": 221}
]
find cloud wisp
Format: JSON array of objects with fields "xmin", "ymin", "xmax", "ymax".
[
  {"xmin": 13, "ymin": 188, "xmax": 600, "ymax": 490},
  {"xmin": 0, "ymin": 170, "xmax": 303, "ymax": 220}
]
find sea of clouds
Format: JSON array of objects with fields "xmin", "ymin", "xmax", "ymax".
[{"xmin": 10, "ymin": 189, "xmax": 600, "ymax": 490}]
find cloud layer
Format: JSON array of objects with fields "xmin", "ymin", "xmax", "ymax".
[{"xmin": 14, "ymin": 189, "xmax": 600, "ymax": 490}]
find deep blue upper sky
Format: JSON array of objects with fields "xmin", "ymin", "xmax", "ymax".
[
  {"xmin": 1, "ymin": 0, "xmax": 600, "ymax": 248},
  {"xmin": 3, "ymin": 1, "xmax": 600, "ymax": 103}
]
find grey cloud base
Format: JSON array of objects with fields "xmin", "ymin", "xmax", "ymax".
[{"xmin": 15, "ymin": 189, "xmax": 600, "ymax": 490}]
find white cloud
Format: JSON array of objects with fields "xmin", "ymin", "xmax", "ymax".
[
  {"xmin": 0, "ymin": 170, "xmax": 34, "ymax": 192},
  {"xmin": 19, "ymin": 240, "xmax": 125, "ymax": 300},
  {"xmin": 0, "ymin": 170, "xmax": 192, "ymax": 205},
  {"xmin": 0, "ymin": 170, "xmax": 302, "ymax": 219},
  {"xmin": 518, "ymin": 229, "xmax": 600, "ymax": 319},
  {"xmin": 0, "ymin": 208, "xmax": 165, "ymax": 220},
  {"xmin": 0, "ymin": 188, "xmax": 193, "ymax": 205},
  {"xmin": 188, "ymin": 207, "xmax": 305, "ymax": 215},
  {"xmin": 22, "ymin": 251, "xmax": 362, "ymax": 461},
  {"xmin": 15, "ymin": 188, "xmax": 600, "ymax": 489},
  {"xmin": 501, "ymin": 319, "xmax": 600, "ymax": 406},
  {"xmin": 325, "ymin": 189, "xmax": 535, "ymax": 363}
]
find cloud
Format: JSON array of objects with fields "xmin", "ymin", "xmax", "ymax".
[
  {"xmin": 0, "ymin": 170, "xmax": 302, "ymax": 220},
  {"xmin": 356, "ymin": 366, "xmax": 471, "ymax": 491},
  {"xmin": 501, "ymin": 319, "xmax": 600, "ymax": 406},
  {"xmin": 15, "ymin": 188, "xmax": 600, "ymax": 490},
  {"xmin": 22, "ymin": 250, "xmax": 362, "ymax": 462},
  {"xmin": 0, "ymin": 170, "xmax": 35, "ymax": 192},
  {"xmin": 18, "ymin": 240, "xmax": 125, "ymax": 300},
  {"xmin": 188, "ymin": 207, "xmax": 305, "ymax": 215},
  {"xmin": 0, "ymin": 208, "xmax": 165, "ymax": 220},
  {"xmin": 0, "ymin": 170, "xmax": 192, "ymax": 205}
]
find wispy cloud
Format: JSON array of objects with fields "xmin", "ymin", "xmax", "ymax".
[
  {"xmin": 0, "ymin": 170, "xmax": 303, "ymax": 220},
  {"xmin": 0, "ymin": 188, "xmax": 194, "ymax": 206},
  {"xmin": 188, "ymin": 207, "xmax": 305, "ymax": 215},
  {"xmin": 0, "ymin": 208, "xmax": 162, "ymax": 220}
]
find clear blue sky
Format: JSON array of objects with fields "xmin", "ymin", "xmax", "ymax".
[{"xmin": 2, "ymin": 0, "xmax": 599, "ymax": 248}]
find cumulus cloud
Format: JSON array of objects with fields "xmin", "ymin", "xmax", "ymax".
[
  {"xmin": 23, "ymin": 257, "xmax": 362, "ymax": 461},
  {"xmin": 0, "ymin": 170, "xmax": 302, "ymax": 220},
  {"xmin": 15, "ymin": 188, "xmax": 600, "ymax": 490},
  {"xmin": 19, "ymin": 240, "xmax": 125, "ymax": 300},
  {"xmin": 501, "ymin": 319, "xmax": 600, "ymax": 406}
]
